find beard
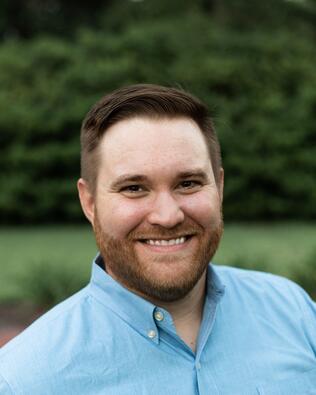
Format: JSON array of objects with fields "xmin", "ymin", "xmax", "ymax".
[{"xmin": 94, "ymin": 211, "xmax": 223, "ymax": 303}]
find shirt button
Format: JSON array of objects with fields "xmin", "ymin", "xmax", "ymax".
[
  {"xmin": 196, "ymin": 362, "xmax": 201, "ymax": 370},
  {"xmin": 147, "ymin": 330, "xmax": 157, "ymax": 339},
  {"xmin": 154, "ymin": 311, "xmax": 164, "ymax": 322}
]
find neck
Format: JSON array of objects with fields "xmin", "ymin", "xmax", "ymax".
[{"xmin": 156, "ymin": 271, "xmax": 207, "ymax": 352}]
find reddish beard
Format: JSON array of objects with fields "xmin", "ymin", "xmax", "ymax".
[{"xmin": 94, "ymin": 212, "xmax": 223, "ymax": 302}]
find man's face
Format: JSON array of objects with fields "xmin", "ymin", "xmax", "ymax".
[{"xmin": 85, "ymin": 117, "xmax": 223, "ymax": 302}]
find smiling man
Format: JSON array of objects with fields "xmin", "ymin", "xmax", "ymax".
[{"xmin": 0, "ymin": 85, "xmax": 315, "ymax": 394}]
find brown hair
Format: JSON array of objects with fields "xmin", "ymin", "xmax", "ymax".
[{"xmin": 80, "ymin": 84, "xmax": 222, "ymax": 192}]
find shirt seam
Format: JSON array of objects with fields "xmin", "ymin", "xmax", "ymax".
[{"xmin": 0, "ymin": 372, "xmax": 15, "ymax": 395}]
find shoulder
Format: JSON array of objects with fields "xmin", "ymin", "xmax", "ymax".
[
  {"xmin": 213, "ymin": 264, "xmax": 316, "ymax": 319},
  {"xmin": 212, "ymin": 264, "xmax": 316, "ymax": 355},
  {"xmin": 0, "ymin": 286, "xmax": 99, "ymax": 393},
  {"xmin": 215, "ymin": 264, "xmax": 301, "ymax": 293},
  {"xmin": 0, "ymin": 285, "xmax": 91, "ymax": 354}
]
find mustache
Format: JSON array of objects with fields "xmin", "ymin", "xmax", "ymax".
[{"xmin": 127, "ymin": 222, "xmax": 203, "ymax": 241}]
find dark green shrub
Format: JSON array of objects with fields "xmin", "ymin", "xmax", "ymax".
[{"xmin": 0, "ymin": 9, "xmax": 315, "ymax": 223}]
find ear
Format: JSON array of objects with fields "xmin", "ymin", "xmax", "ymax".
[
  {"xmin": 218, "ymin": 168, "xmax": 224, "ymax": 204},
  {"xmin": 77, "ymin": 178, "xmax": 95, "ymax": 226}
]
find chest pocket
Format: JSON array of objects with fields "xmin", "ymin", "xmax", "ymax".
[{"xmin": 256, "ymin": 367, "xmax": 316, "ymax": 395}]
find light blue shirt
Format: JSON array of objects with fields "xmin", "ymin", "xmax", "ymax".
[{"xmin": 0, "ymin": 256, "xmax": 316, "ymax": 395}]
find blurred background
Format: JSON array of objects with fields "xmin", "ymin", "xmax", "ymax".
[{"xmin": 0, "ymin": 0, "xmax": 315, "ymax": 339}]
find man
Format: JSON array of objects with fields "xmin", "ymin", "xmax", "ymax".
[{"xmin": 0, "ymin": 84, "xmax": 315, "ymax": 394}]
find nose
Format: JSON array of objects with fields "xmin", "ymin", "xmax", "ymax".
[{"xmin": 147, "ymin": 192, "xmax": 185, "ymax": 228}]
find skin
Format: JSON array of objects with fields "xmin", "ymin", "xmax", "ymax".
[{"xmin": 78, "ymin": 116, "xmax": 224, "ymax": 351}]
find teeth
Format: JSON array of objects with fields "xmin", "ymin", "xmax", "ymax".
[{"xmin": 146, "ymin": 237, "xmax": 186, "ymax": 246}]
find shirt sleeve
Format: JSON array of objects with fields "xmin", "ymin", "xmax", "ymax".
[
  {"xmin": 293, "ymin": 283, "xmax": 316, "ymax": 355},
  {"xmin": 302, "ymin": 293, "xmax": 316, "ymax": 354}
]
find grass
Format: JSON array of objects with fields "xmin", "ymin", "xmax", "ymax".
[
  {"xmin": 215, "ymin": 222, "xmax": 316, "ymax": 276},
  {"xmin": 0, "ymin": 226, "xmax": 95, "ymax": 303},
  {"xmin": 0, "ymin": 222, "xmax": 315, "ymax": 304}
]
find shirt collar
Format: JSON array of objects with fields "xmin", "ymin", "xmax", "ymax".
[{"xmin": 88, "ymin": 254, "xmax": 225, "ymax": 344}]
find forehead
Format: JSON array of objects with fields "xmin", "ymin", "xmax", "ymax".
[{"xmin": 98, "ymin": 117, "xmax": 212, "ymax": 178}]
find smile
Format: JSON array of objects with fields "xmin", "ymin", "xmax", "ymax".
[{"xmin": 145, "ymin": 237, "xmax": 187, "ymax": 246}]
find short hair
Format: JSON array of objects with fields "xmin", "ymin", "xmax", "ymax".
[{"xmin": 80, "ymin": 84, "xmax": 222, "ymax": 192}]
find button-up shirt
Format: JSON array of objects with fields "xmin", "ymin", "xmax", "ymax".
[{"xmin": 0, "ymin": 256, "xmax": 316, "ymax": 394}]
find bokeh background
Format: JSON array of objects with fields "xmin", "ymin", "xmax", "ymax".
[{"xmin": 1, "ymin": 0, "xmax": 316, "ymax": 316}]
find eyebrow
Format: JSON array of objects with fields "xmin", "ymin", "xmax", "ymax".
[
  {"xmin": 110, "ymin": 169, "xmax": 210, "ymax": 190},
  {"xmin": 110, "ymin": 174, "xmax": 149, "ymax": 190},
  {"xmin": 176, "ymin": 170, "xmax": 210, "ymax": 181}
]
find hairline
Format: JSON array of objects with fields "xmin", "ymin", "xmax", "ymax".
[{"xmin": 84, "ymin": 113, "xmax": 220, "ymax": 196}]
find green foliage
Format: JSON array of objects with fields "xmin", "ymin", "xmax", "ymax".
[
  {"xmin": 0, "ymin": 0, "xmax": 113, "ymax": 39},
  {"xmin": 15, "ymin": 260, "xmax": 88, "ymax": 308},
  {"xmin": 0, "ymin": 4, "xmax": 315, "ymax": 222}
]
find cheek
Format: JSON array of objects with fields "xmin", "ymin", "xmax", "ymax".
[
  {"xmin": 181, "ymin": 193, "xmax": 221, "ymax": 229},
  {"xmin": 97, "ymin": 199, "xmax": 147, "ymax": 239}
]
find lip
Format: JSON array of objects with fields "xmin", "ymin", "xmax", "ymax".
[{"xmin": 136, "ymin": 236, "xmax": 194, "ymax": 253}]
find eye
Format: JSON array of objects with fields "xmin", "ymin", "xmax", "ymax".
[
  {"xmin": 120, "ymin": 184, "xmax": 145, "ymax": 195},
  {"xmin": 178, "ymin": 180, "xmax": 202, "ymax": 190}
]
